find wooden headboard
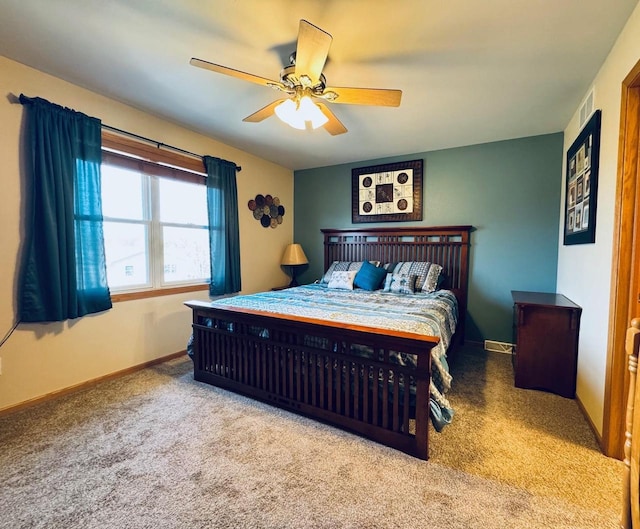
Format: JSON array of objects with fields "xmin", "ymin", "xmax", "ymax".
[{"xmin": 321, "ymin": 225, "xmax": 473, "ymax": 341}]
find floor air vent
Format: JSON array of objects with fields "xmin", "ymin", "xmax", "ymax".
[{"xmin": 484, "ymin": 340, "xmax": 514, "ymax": 354}]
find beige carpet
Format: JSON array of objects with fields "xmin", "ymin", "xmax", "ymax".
[{"xmin": 0, "ymin": 344, "xmax": 624, "ymax": 528}]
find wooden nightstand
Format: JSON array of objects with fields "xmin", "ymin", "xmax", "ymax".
[
  {"xmin": 271, "ymin": 285, "xmax": 290, "ymax": 291},
  {"xmin": 511, "ymin": 291, "xmax": 582, "ymax": 398}
]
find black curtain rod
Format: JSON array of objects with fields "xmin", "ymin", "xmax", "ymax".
[{"xmin": 16, "ymin": 94, "xmax": 241, "ymax": 172}]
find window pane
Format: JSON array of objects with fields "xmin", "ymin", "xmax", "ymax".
[
  {"xmin": 159, "ymin": 178, "xmax": 207, "ymax": 225},
  {"xmin": 102, "ymin": 165, "xmax": 145, "ymax": 220},
  {"xmin": 103, "ymin": 222, "xmax": 149, "ymax": 288},
  {"xmin": 163, "ymin": 226, "xmax": 209, "ymax": 283}
]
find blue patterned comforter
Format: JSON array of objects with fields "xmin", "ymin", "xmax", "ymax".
[{"xmin": 210, "ymin": 284, "xmax": 458, "ymax": 430}]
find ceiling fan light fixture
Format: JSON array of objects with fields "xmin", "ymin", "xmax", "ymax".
[
  {"xmin": 191, "ymin": 19, "xmax": 401, "ymax": 136},
  {"xmin": 274, "ymin": 99, "xmax": 303, "ymax": 129},
  {"xmin": 299, "ymin": 96, "xmax": 328, "ymax": 128},
  {"xmin": 275, "ymin": 96, "xmax": 328, "ymax": 130}
]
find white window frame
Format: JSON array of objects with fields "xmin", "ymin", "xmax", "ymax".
[{"xmin": 101, "ymin": 132, "xmax": 210, "ymax": 301}]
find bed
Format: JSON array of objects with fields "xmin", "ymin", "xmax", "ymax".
[{"xmin": 185, "ymin": 225, "xmax": 472, "ymax": 459}]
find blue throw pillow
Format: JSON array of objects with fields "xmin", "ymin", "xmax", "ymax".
[{"xmin": 354, "ymin": 260, "xmax": 387, "ymax": 291}]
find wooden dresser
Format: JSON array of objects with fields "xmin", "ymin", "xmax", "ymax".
[{"xmin": 511, "ymin": 291, "xmax": 582, "ymax": 398}]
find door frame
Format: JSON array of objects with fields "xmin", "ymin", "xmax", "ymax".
[{"xmin": 603, "ymin": 59, "xmax": 640, "ymax": 459}]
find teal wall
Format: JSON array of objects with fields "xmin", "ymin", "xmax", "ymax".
[{"xmin": 293, "ymin": 133, "xmax": 564, "ymax": 343}]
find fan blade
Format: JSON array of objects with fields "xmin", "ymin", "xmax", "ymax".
[
  {"xmin": 243, "ymin": 99, "xmax": 286, "ymax": 123},
  {"xmin": 295, "ymin": 20, "xmax": 332, "ymax": 87},
  {"xmin": 323, "ymin": 86, "xmax": 402, "ymax": 107},
  {"xmin": 317, "ymin": 103, "xmax": 347, "ymax": 135},
  {"xmin": 190, "ymin": 58, "xmax": 286, "ymax": 90}
]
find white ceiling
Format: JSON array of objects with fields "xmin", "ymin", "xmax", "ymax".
[{"xmin": 1, "ymin": 0, "xmax": 637, "ymax": 170}]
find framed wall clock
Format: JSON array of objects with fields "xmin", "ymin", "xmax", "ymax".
[{"xmin": 351, "ymin": 159, "xmax": 423, "ymax": 223}]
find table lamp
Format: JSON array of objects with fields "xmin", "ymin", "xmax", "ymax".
[{"xmin": 281, "ymin": 243, "xmax": 308, "ymax": 287}]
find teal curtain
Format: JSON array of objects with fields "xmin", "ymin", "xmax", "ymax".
[
  {"xmin": 203, "ymin": 156, "xmax": 241, "ymax": 296},
  {"xmin": 19, "ymin": 95, "xmax": 112, "ymax": 322}
]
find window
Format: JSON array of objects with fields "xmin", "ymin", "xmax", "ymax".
[{"xmin": 101, "ymin": 132, "xmax": 210, "ymax": 299}]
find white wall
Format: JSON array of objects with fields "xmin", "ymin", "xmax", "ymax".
[
  {"xmin": 0, "ymin": 56, "xmax": 294, "ymax": 411},
  {"xmin": 557, "ymin": 3, "xmax": 640, "ymax": 434}
]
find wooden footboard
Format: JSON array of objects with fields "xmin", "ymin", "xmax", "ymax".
[{"xmin": 186, "ymin": 301, "xmax": 439, "ymax": 460}]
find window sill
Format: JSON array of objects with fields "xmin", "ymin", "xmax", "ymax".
[{"xmin": 111, "ymin": 284, "xmax": 209, "ymax": 302}]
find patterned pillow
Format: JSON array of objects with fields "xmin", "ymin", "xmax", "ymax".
[
  {"xmin": 321, "ymin": 260, "xmax": 379, "ymax": 284},
  {"xmin": 327, "ymin": 270, "xmax": 357, "ymax": 290},
  {"xmin": 422, "ymin": 263, "xmax": 443, "ymax": 293},
  {"xmin": 383, "ymin": 273, "xmax": 417, "ymax": 294},
  {"xmin": 383, "ymin": 261, "xmax": 443, "ymax": 293}
]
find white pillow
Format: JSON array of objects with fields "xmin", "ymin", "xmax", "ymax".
[
  {"xmin": 321, "ymin": 260, "xmax": 379, "ymax": 284},
  {"xmin": 327, "ymin": 270, "xmax": 357, "ymax": 290}
]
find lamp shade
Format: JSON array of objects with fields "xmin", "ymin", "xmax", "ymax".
[{"xmin": 281, "ymin": 243, "xmax": 308, "ymax": 266}]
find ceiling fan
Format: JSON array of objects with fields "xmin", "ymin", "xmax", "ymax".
[{"xmin": 190, "ymin": 19, "xmax": 402, "ymax": 135}]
